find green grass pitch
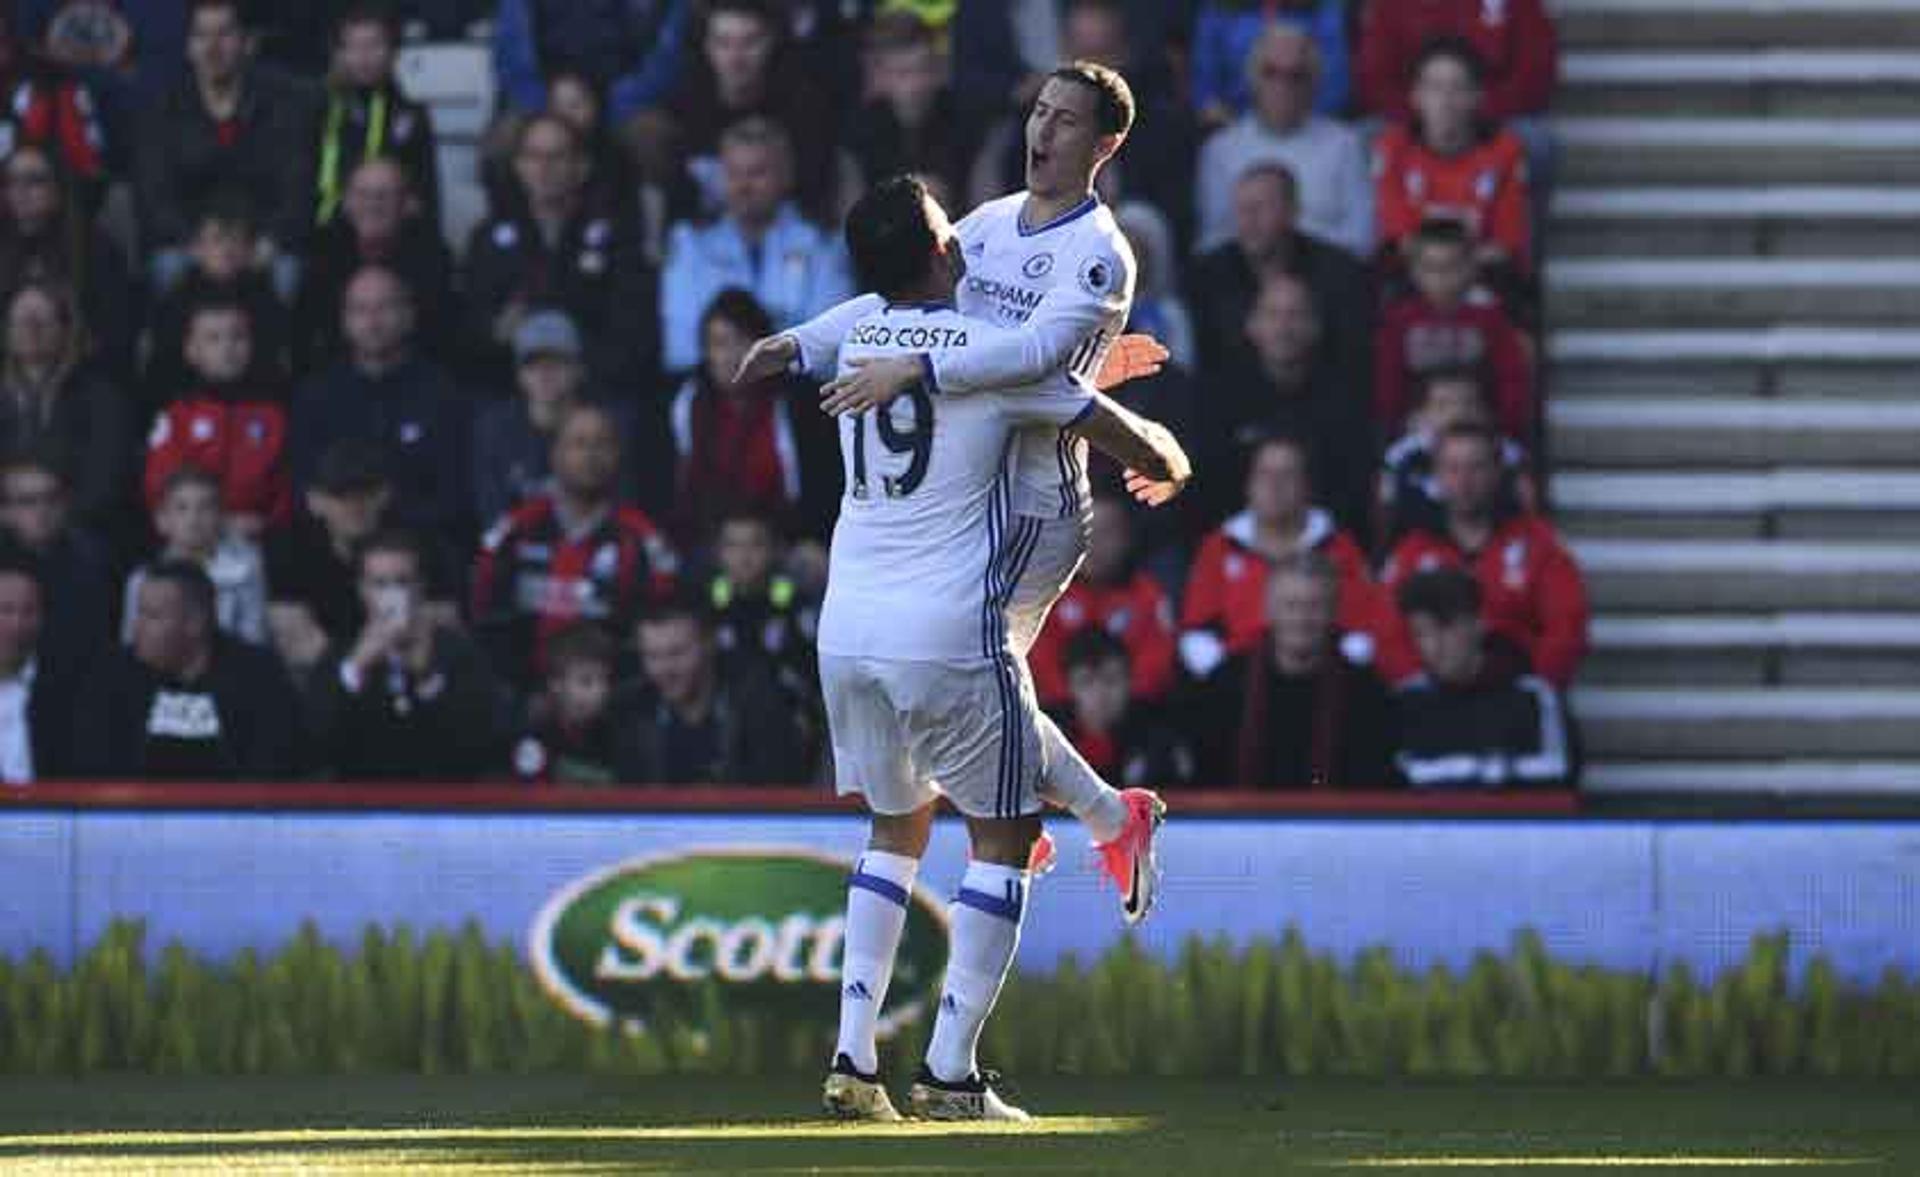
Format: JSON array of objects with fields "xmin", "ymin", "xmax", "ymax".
[{"xmin": 2, "ymin": 1077, "xmax": 1918, "ymax": 1173}]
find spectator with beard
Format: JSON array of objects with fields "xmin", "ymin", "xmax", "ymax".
[
  {"xmin": 290, "ymin": 265, "xmax": 470, "ymax": 538},
  {"xmin": 0, "ymin": 449, "xmax": 110, "ymax": 665},
  {"xmin": 311, "ymin": 4, "xmax": 437, "ymax": 235},
  {"xmin": 298, "ymin": 156, "xmax": 457, "ymax": 367},
  {"xmin": 1057, "ymin": 627, "xmax": 1195, "ymax": 790},
  {"xmin": 144, "ymin": 297, "xmax": 290, "ymax": 536},
  {"xmin": 463, "ymin": 113, "xmax": 657, "ymax": 390},
  {"xmin": 1030, "ymin": 495, "xmax": 1177, "ymax": 711},
  {"xmin": 1193, "ymin": 25, "xmax": 1370, "ymax": 255},
  {"xmin": 1190, "ymin": 551, "xmax": 1394, "ymax": 789},
  {"xmin": 98, "ymin": 558, "xmax": 302, "ymax": 779},
  {"xmin": 1391, "ymin": 567, "xmax": 1575, "ymax": 789},
  {"xmin": 0, "ymin": 281, "xmax": 132, "ymax": 538},
  {"xmin": 1382, "ymin": 422, "xmax": 1588, "ymax": 688},
  {"xmin": 1189, "ymin": 162, "xmax": 1372, "ymax": 398},
  {"xmin": 0, "ymin": 144, "xmax": 134, "ymax": 379}
]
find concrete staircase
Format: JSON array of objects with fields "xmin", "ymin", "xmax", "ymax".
[{"xmin": 1546, "ymin": 0, "xmax": 1920, "ymax": 797}]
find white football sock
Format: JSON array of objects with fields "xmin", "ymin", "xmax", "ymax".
[
  {"xmin": 925, "ymin": 860, "xmax": 1028, "ymax": 1083},
  {"xmin": 1037, "ymin": 713, "xmax": 1130, "ymax": 844},
  {"xmin": 836, "ymin": 849, "xmax": 918, "ymax": 1075}
]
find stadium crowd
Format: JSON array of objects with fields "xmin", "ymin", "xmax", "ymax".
[{"xmin": 0, "ymin": 0, "xmax": 1581, "ymax": 791}]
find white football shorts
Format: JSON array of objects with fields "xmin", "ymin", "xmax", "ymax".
[{"xmin": 1003, "ymin": 513, "xmax": 1090, "ymax": 658}]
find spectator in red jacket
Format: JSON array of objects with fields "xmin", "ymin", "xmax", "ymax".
[
  {"xmin": 1180, "ymin": 432, "xmax": 1375, "ymax": 681},
  {"xmin": 1381, "ymin": 422, "xmax": 1588, "ymax": 687},
  {"xmin": 471, "ymin": 402, "xmax": 680, "ymax": 691},
  {"xmin": 1374, "ymin": 219, "xmax": 1533, "ymax": 439},
  {"xmin": 144, "ymin": 297, "xmax": 291, "ymax": 537},
  {"xmin": 1031, "ymin": 494, "xmax": 1178, "ymax": 710},
  {"xmin": 1373, "ymin": 40, "xmax": 1533, "ymax": 278},
  {"xmin": 0, "ymin": 10, "xmax": 108, "ymax": 213},
  {"xmin": 1357, "ymin": 0, "xmax": 1559, "ymax": 123}
]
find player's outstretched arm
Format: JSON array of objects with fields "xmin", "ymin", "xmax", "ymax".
[
  {"xmin": 820, "ymin": 330, "xmax": 1167, "ymax": 416},
  {"xmin": 736, "ymin": 294, "xmax": 885, "ymax": 386},
  {"xmin": 1069, "ymin": 393, "xmax": 1193, "ymax": 508}
]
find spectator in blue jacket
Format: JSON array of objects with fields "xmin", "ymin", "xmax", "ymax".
[
  {"xmin": 493, "ymin": 0, "xmax": 689, "ymax": 129},
  {"xmin": 659, "ymin": 117, "xmax": 850, "ymax": 374},
  {"xmin": 1191, "ymin": 0, "xmax": 1351, "ymax": 126}
]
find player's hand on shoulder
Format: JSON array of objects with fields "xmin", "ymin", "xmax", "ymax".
[
  {"xmin": 821, "ymin": 355, "xmax": 922, "ymax": 417},
  {"xmin": 735, "ymin": 333, "xmax": 799, "ymax": 387},
  {"xmin": 1095, "ymin": 333, "xmax": 1169, "ymax": 391}
]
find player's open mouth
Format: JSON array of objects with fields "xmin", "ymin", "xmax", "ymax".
[{"xmin": 1029, "ymin": 148, "xmax": 1050, "ymax": 170}]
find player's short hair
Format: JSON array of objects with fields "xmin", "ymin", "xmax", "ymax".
[
  {"xmin": 844, "ymin": 173, "xmax": 940, "ymax": 301},
  {"xmin": 1064, "ymin": 625, "xmax": 1130, "ymax": 675},
  {"xmin": 354, "ymin": 527, "xmax": 426, "ymax": 578},
  {"xmin": 701, "ymin": 287, "xmax": 774, "ymax": 342},
  {"xmin": 1235, "ymin": 161, "xmax": 1299, "ymax": 205},
  {"xmin": 158, "ymin": 464, "xmax": 222, "ymax": 505},
  {"xmin": 143, "ymin": 558, "xmax": 219, "ymax": 627},
  {"xmin": 1047, "ymin": 60, "xmax": 1135, "ymax": 137},
  {"xmin": 1411, "ymin": 217, "xmax": 1474, "ymax": 256},
  {"xmin": 1413, "ymin": 35, "xmax": 1488, "ymax": 88},
  {"xmin": 1396, "ymin": 567, "xmax": 1481, "ymax": 625},
  {"xmin": 1436, "ymin": 420, "xmax": 1502, "ymax": 459},
  {"xmin": 546, "ymin": 621, "xmax": 618, "ymax": 677},
  {"xmin": 333, "ymin": 1, "xmax": 399, "ymax": 42}
]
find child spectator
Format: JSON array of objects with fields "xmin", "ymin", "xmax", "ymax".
[
  {"xmin": 1180, "ymin": 432, "xmax": 1375, "ymax": 680},
  {"xmin": 706, "ymin": 509, "xmax": 818, "ymax": 709},
  {"xmin": 1189, "ymin": 551, "xmax": 1394, "ymax": 789},
  {"xmin": 1377, "ymin": 368, "xmax": 1535, "ymax": 546},
  {"xmin": 1059, "ymin": 627, "xmax": 1194, "ymax": 791},
  {"xmin": 1382, "ymin": 423, "xmax": 1588, "ymax": 688},
  {"xmin": 145, "ymin": 196, "xmax": 291, "ymax": 402},
  {"xmin": 668, "ymin": 288, "xmax": 837, "ymax": 548},
  {"xmin": 1031, "ymin": 495, "xmax": 1177, "ymax": 711},
  {"xmin": 1391, "ymin": 567, "xmax": 1575, "ymax": 789},
  {"xmin": 144, "ymin": 297, "xmax": 290, "ymax": 537},
  {"xmin": 1373, "ymin": 40, "xmax": 1532, "ymax": 279},
  {"xmin": 1373, "ymin": 219, "xmax": 1533, "ymax": 440},
  {"xmin": 313, "ymin": 3, "xmax": 439, "ymax": 233},
  {"xmin": 512, "ymin": 621, "xmax": 622, "ymax": 786},
  {"xmin": 123, "ymin": 465, "xmax": 266, "ymax": 647},
  {"xmin": 1357, "ymin": 0, "xmax": 1559, "ymax": 124}
]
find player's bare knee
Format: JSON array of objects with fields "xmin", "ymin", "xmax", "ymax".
[
  {"xmin": 868, "ymin": 804, "xmax": 936, "ymax": 859},
  {"xmin": 964, "ymin": 815, "xmax": 1042, "ymax": 867}
]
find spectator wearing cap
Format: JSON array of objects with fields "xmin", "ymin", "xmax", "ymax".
[
  {"xmin": 1057, "ymin": 627, "xmax": 1195, "ymax": 791},
  {"xmin": 298, "ymin": 156, "xmax": 457, "ymax": 368},
  {"xmin": 0, "ymin": 543, "xmax": 94, "ymax": 782},
  {"xmin": 1190, "ymin": 0, "xmax": 1351, "ymax": 126},
  {"xmin": 0, "ymin": 448, "xmax": 111, "ymax": 665},
  {"xmin": 463, "ymin": 113, "xmax": 659, "ymax": 389},
  {"xmin": 610, "ymin": 595, "xmax": 801, "ymax": 785},
  {"xmin": 308, "ymin": 528, "xmax": 507, "ymax": 781},
  {"xmin": 290, "ymin": 264, "xmax": 470, "ymax": 538},
  {"xmin": 98, "ymin": 558, "xmax": 303, "ymax": 779},
  {"xmin": 659, "ymin": 118, "xmax": 852, "ymax": 375},
  {"xmin": 668, "ymin": 288, "xmax": 837, "ymax": 548},
  {"xmin": 1190, "ymin": 162, "xmax": 1373, "ymax": 403},
  {"xmin": 1180, "ymin": 433, "xmax": 1376, "ymax": 681},
  {"xmin": 1030, "ymin": 495, "xmax": 1177, "ymax": 712},
  {"xmin": 471, "ymin": 403, "xmax": 680, "ymax": 691},
  {"xmin": 1193, "ymin": 25, "xmax": 1371, "ymax": 256},
  {"xmin": 1190, "ymin": 551, "xmax": 1395, "ymax": 790},
  {"xmin": 135, "ymin": 0, "xmax": 319, "ymax": 300},
  {"xmin": 472, "ymin": 310, "xmax": 652, "ymax": 528},
  {"xmin": 266, "ymin": 439, "xmax": 459, "ymax": 685},
  {"xmin": 494, "ymin": 0, "xmax": 688, "ymax": 132},
  {"xmin": 1391, "ymin": 567, "xmax": 1574, "ymax": 789},
  {"xmin": 312, "ymin": 5, "xmax": 438, "ymax": 235},
  {"xmin": 1381, "ymin": 423, "xmax": 1588, "ymax": 688}
]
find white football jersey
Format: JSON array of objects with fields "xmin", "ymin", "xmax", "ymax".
[
  {"xmin": 787, "ymin": 191, "xmax": 1136, "ymax": 523},
  {"xmin": 816, "ymin": 303, "xmax": 1095, "ymax": 665}
]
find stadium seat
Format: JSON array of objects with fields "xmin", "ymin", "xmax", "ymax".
[{"xmin": 397, "ymin": 43, "xmax": 496, "ymax": 142}]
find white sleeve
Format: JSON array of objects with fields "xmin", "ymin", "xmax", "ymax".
[
  {"xmin": 784, "ymin": 293, "xmax": 884, "ymax": 380},
  {"xmin": 928, "ymin": 246, "xmax": 1130, "ymax": 394},
  {"xmin": 998, "ymin": 374, "xmax": 1097, "ymax": 429}
]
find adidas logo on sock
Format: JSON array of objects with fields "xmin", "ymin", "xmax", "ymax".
[
  {"xmin": 940, "ymin": 993, "xmax": 959, "ymax": 1013},
  {"xmin": 845, "ymin": 981, "xmax": 873, "ymax": 1001}
]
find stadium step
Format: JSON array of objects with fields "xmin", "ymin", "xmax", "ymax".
[
  {"xmin": 1547, "ymin": 259, "xmax": 1920, "ymax": 326},
  {"xmin": 1585, "ymin": 613, "xmax": 1920, "ymax": 686},
  {"xmin": 1553, "ymin": 119, "xmax": 1920, "ymax": 183},
  {"xmin": 1552, "ymin": 0, "xmax": 1920, "ymax": 51},
  {"xmin": 1550, "ymin": 399, "xmax": 1920, "ymax": 466},
  {"xmin": 1547, "ymin": 328, "xmax": 1920, "ymax": 400},
  {"xmin": 1574, "ymin": 687, "xmax": 1920, "ymax": 758},
  {"xmin": 1571, "ymin": 540, "xmax": 1920, "ymax": 612},
  {"xmin": 1557, "ymin": 51, "xmax": 1920, "ymax": 116},
  {"xmin": 1582, "ymin": 760, "xmax": 1920, "ymax": 797},
  {"xmin": 1550, "ymin": 186, "xmax": 1920, "ymax": 257}
]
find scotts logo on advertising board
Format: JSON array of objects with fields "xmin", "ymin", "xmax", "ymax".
[{"xmin": 529, "ymin": 849, "xmax": 947, "ymax": 1034}]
